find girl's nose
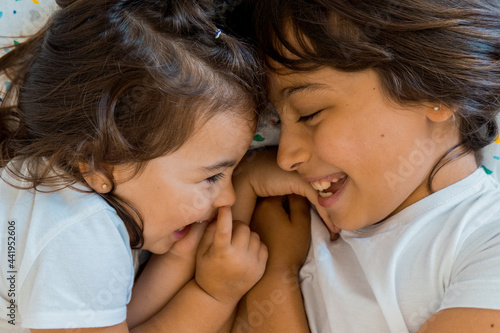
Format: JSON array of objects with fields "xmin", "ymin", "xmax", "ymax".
[
  {"xmin": 213, "ymin": 180, "xmax": 236, "ymax": 208},
  {"xmin": 277, "ymin": 124, "xmax": 310, "ymax": 172}
]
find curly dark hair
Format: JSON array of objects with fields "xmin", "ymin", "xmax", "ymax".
[{"xmin": 0, "ymin": 0, "xmax": 266, "ymax": 247}]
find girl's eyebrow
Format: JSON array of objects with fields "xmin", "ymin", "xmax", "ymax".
[
  {"xmin": 282, "ymin": 83, "xmax": 329, "ymax": 98},
  {"xmin": 202, "ymin": 160, "xmax": 237, "ymax": 173}
]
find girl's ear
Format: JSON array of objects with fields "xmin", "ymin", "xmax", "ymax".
[
  {"xmin": 426, "ymin": 105, "xmax": 454, "ymax": 123},
  {"xmin": 78, "ymin": 162, "xmax": 113, "ymax": 194}
]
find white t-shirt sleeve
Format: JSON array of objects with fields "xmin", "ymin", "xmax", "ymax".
[
  {"xmin": 18, "ymin": 211, "xmax": 134, "ymax": 329},
  {"xmin": 440, "ymin": 218, "xmax": 500, "ymax": 311}
]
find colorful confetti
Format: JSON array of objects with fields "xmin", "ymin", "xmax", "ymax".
[
  {"xmin": 483, "ymin": 166, "xmax": 493, "ymax": 175},
  {"xmin": 253, "ymin": 134, "xmax": 265, "ymax": 142},
  {"xmin": 33, "ymin": 0, "xmax": 41, "ymax": 4}
]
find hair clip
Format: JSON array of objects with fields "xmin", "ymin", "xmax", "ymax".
[{"xmin": 215, "ymin": 29, "xmax": 222, "ymax": 39}]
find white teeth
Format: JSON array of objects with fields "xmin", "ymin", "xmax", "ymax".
[
  {"xmin": 176, "ymin": 226, "xmax": 186, "ymax": 232},
  {"xmin": 319, "ymin": 191, "xmax": 333, "ymax": 198},
  {"xmin": 320, "ymin": 181, "xmax": 331, "ymax": 189},
  {"xmin": 311, "ymin": 175, "xmax": 346, "ymax": 192},
  {"xmin": 195, "ymin": 220, "xmax": 203, "ymax": 224},
  {"xmin": 311, "ymin": 182, "xmax": 322, "ymax": 191},
  {"xmin": 311, "ymin": 181, "xmax": 332, "ymax": 191}
]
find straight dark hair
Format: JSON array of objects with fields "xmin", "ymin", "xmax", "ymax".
[
  {"xmin": 243, "ymin": 0, "xmax": 500, "ymax": 191},
  {"xmin": 0, "ymin": 0, "xmax": 266, "ymax": 247}
]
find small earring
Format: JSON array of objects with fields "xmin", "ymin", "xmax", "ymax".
[
  {"xmin": 101, "ymin": 183, "xmax": 109, "ymax": 190},
  {"xmin": 433, "ymin": 106, "xmax": 440, "ymax": 111}
]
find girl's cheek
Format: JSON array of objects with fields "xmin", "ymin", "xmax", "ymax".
[{"xmin": 186, "ymin": 187, "xmax": 209, "ymax": 212}]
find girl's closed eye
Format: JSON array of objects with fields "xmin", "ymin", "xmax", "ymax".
[
  {"xmin": 206, "ymin": 172, "xmax": 226, "ymax": 184},
  {"xmin": 297, "ymin": 109, "xmax": 324, "ymax": 123}
]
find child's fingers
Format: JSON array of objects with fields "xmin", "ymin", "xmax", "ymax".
[
  {"xmin": 213, "ymin": 206, "xmax": 233, "ymax": 248},
  {"xmin": 258, "ymin": 242, "xmax": 269, "ymax": 263},
  {"xmin": 254, "ymin": 196, "xmax": 286, "ymax": 218},
  {"xmin": 287, "ymin": 195, "xmax": 311, "ymax": 225},
  {"xmin": 197, "ymin": 221, "xmax": 216, "ymax": 254},
  {"xmin": 248, "ymin": 230, "xmax": 263, "ymax": 253},
  {"xmin": 171, "ymin": 221, "xmax": 208, "ymax": 254},
  {"xmin": 186, "ymin": 220, "xmax": 208, "ymax": 244},
  {"xmin": 231, "ymin": 220, "xmax": 251, "ymax": 249}
]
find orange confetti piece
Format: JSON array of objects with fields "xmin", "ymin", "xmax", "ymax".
[
  {"xmin": 495, "ymin": 134, "xmax": 500, "ymax": 144},
  {"xmin": 33, "ymin": 0, "xmax": 40, "ymax": 4}
]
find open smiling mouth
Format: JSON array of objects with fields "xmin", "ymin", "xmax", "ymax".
[
  {"xmin": 310, "ymin": 175, "xmax": 348, "ymax": 198},
  {"xmin": 176, "ymin": 220, "xmax": 204, "ymax": 232}
]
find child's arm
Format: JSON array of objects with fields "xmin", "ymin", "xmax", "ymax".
[
  {"xmin": 126, "ymin": 221, "xmax": 207, "ymax": 328},
  {"xmin": 130, "ymin": 206, "xmax": 268, "ymax": 333},
  {"xmin": 418, "ymin": 308, "xmax": 500, "ymax": 332},
  {"xmin": 232, "ymin": 149, "xmax": 330, "ymax": 225},
  {"xmin": 232, "ymin": 149, "xmax": 307, "ymax": 223},
  {"xmin": 232, "ymin": 195, "xmax": 312, "ymax": 333}
]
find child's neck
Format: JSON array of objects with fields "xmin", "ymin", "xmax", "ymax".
[{"xmin": 392, "ymin": 152, "xmax": 478, "ymax": 217}]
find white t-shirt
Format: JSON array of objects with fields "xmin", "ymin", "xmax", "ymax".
[
  {"xmin": 300, "ymin": 168, "xmax": 500, "ymax": 333},
  {"xmin": 0, "ymin": 165, "xmax": 134, "ymax": 331}
]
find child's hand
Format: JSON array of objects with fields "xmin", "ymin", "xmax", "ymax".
[
  {"xmin": 232, "ymin": 148, "xmax": 339, "ymax": 238},
  {"xmin": 250, "ymin": 195, "xmax": 311, "ymax": 274},
  {"xmin": 168, "ymin": 221, "xmax": 208, "ymax": 261},
  {"xmin": 195, "ymin": 206, "xmax": 268, "ymax": 304}
]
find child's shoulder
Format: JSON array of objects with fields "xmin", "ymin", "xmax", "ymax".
[
  {"xmin": 1, "ymin": 164, "xmax": 129, "ymax": 252},
  {"xmin": 435, "ymin": 168, "xmax": 500, "ymax": 241},
  {"xmin": 458, "ymin": 168, "xmax": 500, "ymax": 208}
]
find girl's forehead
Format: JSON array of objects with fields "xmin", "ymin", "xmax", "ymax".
[
  {"xmin": 269, "ymin": 67, "xmax": 373, "ymax": 100},
  {"xmin": 191, "ymin": 111, "xmax": 256, "ymax": 141}
]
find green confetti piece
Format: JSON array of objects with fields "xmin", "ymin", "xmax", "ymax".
[
  {"xmin": 253, "ymin": 134, "xmax": 265, "ymax": 142},
  {"xmin": 482, "ymin": 165, "xmax": 493, "ymax": 175}
]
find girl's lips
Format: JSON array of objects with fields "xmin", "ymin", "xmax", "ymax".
[
  {"xmin": 317, "ymin": 175, "xmax": 348, "ymax": 208},
  {"xmin": 173, "ymin": 224, "xmax": 191, "ymax": 240},
  {"xmin": 304, "ymin": 172, "xmax": 347, "ymax": 184}
]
